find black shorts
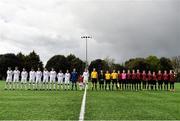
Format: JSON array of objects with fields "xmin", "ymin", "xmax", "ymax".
[
  {"xmin": 92, "ymin": 78, "xmax": 97, "ymax": 84},
  {"xmin": 158, "ymin": 80, "xmax": 163, "ymax": 85},
  {"xmin": 105, "ymin": 79, "xmax": 111, "ymax": 84},
  {"xmin": 99, "ymin": 79, "xmax": 104, "ymax": 84},
  {"xmin": 153, "ymin": 80, "xmax": 157, "ymax": 85},
  {"xmin": 170, "ymin": 81, "xmax": 175, "ymax": 85},
  {"xmin": 112, "ymin": 79, "xmax": 117, "ymax": 84},
  {"xmin": 118, "ymin": 80, "xmax": 122, "ymax": 84},
  {"xmin": 164, "ymin": 80, "xmax": 169, "ymax": 85}
]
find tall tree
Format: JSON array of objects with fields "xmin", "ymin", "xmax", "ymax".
[
  {"xmin": 159, "ymin": 57, "xmax": 173, "ymax": 71},
  {"xmin": 46, "ymin": 55, "xmax": 69, "ymax": 73},
  {"xmin": 172, "ymin": 56, "xmax": 180, "ymax": 73},
  {"xmin": 89, "ymin": 59, "xmax": 109, "ymax": 73},
  {"xmin": 145, "ymin": 55, "xmax": 160, "ymax": 72},
  {"xmin": 0, "ymin": 54, "xmax": 21, "ymax": 79}
]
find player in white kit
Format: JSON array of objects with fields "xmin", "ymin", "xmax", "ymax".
[
  {"xmin": 5, "ymin": 67, "xmax": 13, "ymax": 90},
  {"xmin": 13, "ymin": 67, "xmax": 20, "ymax": 89},
  {"xmin": 57, "ymin": 70, "xmax": 64, "ymax": 90},
  {"xmin": 35, "ymin": 68, "xmax": 42, "ymax": 90},
  {"xmin": 65, "ymin": 70, "xmax": 71, "ymax": 90},
  {"xmin": 83, "ymin": 68, "xmax": 89, "ymax": 89},
  {"xmin": 21, "ymin": 68, "xmax": 28, "ymax": 90},
  {"xmin": 43, "ymin": 68, "xmax": 49, "ymax": 90},
  {"xmin": 49, "ymin": 68, "xmax": 57, "ymax": 90},
  {"xmin": 29, "ymin": 68, "xmax": 36, "ymax": 90}
]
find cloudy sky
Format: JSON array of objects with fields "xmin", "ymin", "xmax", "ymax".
[{"xmin": 0, "ymin": 0, "xmax": 179, "ymax": 64}]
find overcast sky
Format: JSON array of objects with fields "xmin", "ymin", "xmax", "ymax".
[{"xmin": 0, "ymin": 0, "xmax": 179, "ymax": 64}]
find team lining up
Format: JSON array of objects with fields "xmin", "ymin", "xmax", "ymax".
[{"xmin": 4, "ymin": 67, "xmax": 176, "ymax": 91}]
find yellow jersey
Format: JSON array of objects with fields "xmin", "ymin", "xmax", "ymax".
[
  {"xmin": 105, "ymin": 73, "xmax": 111, "ymax": 80},
  {"xmin": 91, "ymin": 71, "xmax": 98, "ymax": 79},
  {"xmin": 111, "ymin": 73, "xmax": 118, "ymax": 79}
]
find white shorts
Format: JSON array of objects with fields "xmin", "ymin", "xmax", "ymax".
[
  {"xmin": 83, "ymin": 79, "xmax": 88, "ymax": 84},
  {"xmin": 36, "ymin": 78, "xmax": 41, "ymax": 83},
  {"xmin": 58, "ymin": 79, "xmax": 63, "ymax": 84},
  {"xmin": 65, "ymin": 80, "xmax": 70, "ymax": 84},
  {"xmin": 6, "ymin": 77, "xmax": 12, "ymax": 83},
  {"xmin": 13, "ymin": 78, "xmax": 19, "ymax": 83},
  {"xmin": 43, "ymin": 77, "xmax": 49, "ymax": 83},
  {"xmin": 29, "ymin": 78, "xmax": 35, "ymax": 84},
  {"xmin": 50, "ymin": 78, "xmax": 56, "ymax": 83},
  {"xmin": 21, "ymin": 78, "xmax": 27, "ymax": 84}
]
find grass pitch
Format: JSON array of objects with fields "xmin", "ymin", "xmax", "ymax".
[
  {"xmin": 85, "ymin": 84, "xmax": 180, "ymax": 120},
  {"xmin": 0, "ymin": 81, "xmax": 180, "ymax": 120},
  {"xmin": 0, "ymin": 81, "xmax": 83, "ymax": 120}
]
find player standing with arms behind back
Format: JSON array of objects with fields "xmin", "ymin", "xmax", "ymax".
[
  {"xmin": 65, "ymin": 70, "xmax": 71, "ymax": 90},
  {"xmin": 71, "ymin": 68, "xmax": 78, "ymax": 91},
  {"xmin": 21, "ymin": 68, "xmax": 28, "ymax": 90},
  {"xmin": 43, "ymin": 68, "xmax": 49, "ymax": 90},
  {"xmin": 91, "ymin": 68, "xmax": 98, "ymax": 91},
  {"xmin": 49, "ymin": 68, "xmax": 56, "ymax": 90},
  {"xmin": 35, "ymin": 68, "xmax": 42, "ymax": 90},
  {"xmin": 5, "ymin": 67, "xmax": 13, "ymax": 90},
  {"xmin": 57, "ymin": 70, "xmax": 64, "ymax": 90},
  {"xmin": 29, "ymin": 68, "xmax": 36, "ymax": 90},
  {"xmin": 169, "ymin": 70, "xmax": 176, "ymax": 92},
  {"xmin": 13, "ymin": 67, "xmax": 20, "ymax": 90}
]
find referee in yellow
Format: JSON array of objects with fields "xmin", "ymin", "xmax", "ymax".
[
  {"xmin": 91, "ymin": 68, "xmax": 98, "ymax": 90},
  {"xmin": 111, "ymin": 70, "xmax": 118, "ymax": 90},
  {"xmin": 105, "ymin": 70, "xmax": 111, "ymax": 91}
]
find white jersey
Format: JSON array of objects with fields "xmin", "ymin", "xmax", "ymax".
[
  {"xmin": 6, "ymin": 70, "xmax": 13, "ymax": 82},
  {"xmin": 83, "ymin": 71, "xmax": 89, "ymax": 81},
  {"xmin": 36, "ymin": 71, "xmax": 42, "ymax": 83},
  {"xmin": 50, "ymin": 71, "xmax": 56, "ymax": 78},
  {"xmin": 36, "ymin": 71, "xmax": 42, "ymax": 79},
  {"xmin": 29, "ymin": 71, "xmax": 36, "ymax": 82},
  {"xmin": 21, "ymin": 71, "xmax": 28, "ymax": 83},
  {"xmin": 43, "ymin": 71, "xmax": 49, "ymax": 83},
  {"xmin": 57, "ymin": 72, "xmax": 64, "ymax": 84},
  {"xmin": 13, "ymin": 70, "xmax": 20, "ymax": 79},
  {"xmin": 65, "ymin": 73, "xmax": 71, "ymax": 83}
]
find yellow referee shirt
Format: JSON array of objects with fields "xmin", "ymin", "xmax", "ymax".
[
  {"xmin": 105, "ymin": 73, "xmax": 111, "ymax": 80},
  {"xmin": 91, "ymin": 71, "xmax": 98, "ymax": 79},
  {"xmin": 111, "ymin": 73, "xmax": 118, "ymax": 79}
]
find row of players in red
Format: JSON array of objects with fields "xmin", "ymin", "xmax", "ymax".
[{"xmin": 116, "ymin": 70, "xmax": 175, "ymax": 82}]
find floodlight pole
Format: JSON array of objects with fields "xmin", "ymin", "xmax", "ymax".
[{"xmin": 81, "ymin": 36, "xmax": 92, "ymax": 69}]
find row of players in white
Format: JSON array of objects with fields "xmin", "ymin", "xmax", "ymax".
[{"xmin": 5, "ymin": 67, "xmax": 89, "ymax": 90}]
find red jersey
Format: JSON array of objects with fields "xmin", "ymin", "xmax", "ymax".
[
  {"xmin": 142, "ymin": 73, "xmax": 147, "ymax": 81},
  {"xmin": 157, "ymin": 73, "xmax": 162, "ymax": 81},
  {"xmin": 136, "ymin": 73, "xmax": 141, "ymax": 80},
  {"xmin": 163, "ymin": 74, "xmax": 169, "ymax": 80},
  {"xmin": 78, "ymin": 75, "xmax": 83, "ymax": 83},
  {"xmin": 152, "ymin": 74, "xmax": 157, "ymax": 80},
  {"xmin": 118, "ymin": 73, "xmax": 122, "ymax": 80},
  {"xmin": 169, "ymin": 73, "xmax": 175, "ymax": 82},
  {"xmin": 147, "ymin": 73, "xmax": 152, "ymax": 81},
  {"xmin": 132, "ymin": 73, "xmax": 136, "ymax": 80},
  {"xmin": 126, "ymin": 73, "xmax": 131, "ymax": 80}
]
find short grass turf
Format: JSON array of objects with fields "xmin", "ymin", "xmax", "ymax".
[
  {"xmin": 0, "ymin": 81, "xmax": 83, "ymax": 120},
  {"xmin": 85, "ymin": 83, "xmax": 180, "ymax": 120}
]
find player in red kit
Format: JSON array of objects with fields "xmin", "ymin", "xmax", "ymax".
[
  {"xmin": 163, "ymin": 70, "xmax": 169, "ymax": 91},
  {"xmin": 152, "ymin": 71, "xmax": 157, "ymax": 90},
  {"xmin": 136, "ymin": 69, "xmax": 141, "ymax": 90},
  {"xmin": 126, "ymin": 70, "xmax": 131, "ymax": 90},
  {"xmin": 169, "ymin": 70, "xmax": 176, "ymax": 92},
  {"xmin": 117, "ymin": 70, "xmax": 122, "ymax": 90},
  {"xmin": 131, "ymin": 70, "xmax": 137, "ymax": 91},
  {"xmin": 147, "ymin": 70, "xmax": 152, "ymax": 90},
  {"xmin": 157, "ymin": 70, "xmax": 163, "ymax": 90},
  {"xmin": 142, "ymin": 70, "xmax": 147, "ymax": 90}
]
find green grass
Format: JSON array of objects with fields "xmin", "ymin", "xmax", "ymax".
[
  {"xmin": 85, "ymin": 84, "xmax": 180, "ymax": 120},
  {"xmin": 0, "ymin": 81, "xmax": 83, "ymax": 120},
  {"xmin": 1, "ymin": 80, "xmax": 180, "ymax": 120}
]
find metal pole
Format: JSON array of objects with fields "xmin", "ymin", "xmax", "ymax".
[{"xmin": 86, "ymin": 37, "xmax": 88, "ymax": 69}]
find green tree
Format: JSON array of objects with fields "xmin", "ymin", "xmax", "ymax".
[
  {"xmin": 0, "ymin": 54, "xmax": 21, "ymax": 79},
  {"xmin": 46, "ymin": 55, "xmax": 69, "ymax": 73},
  {"xmin": 145, "ymin": 55, "xmax": 160, "ymax": 72},
  {"xmin": 159, "ymin": 57, "xmax": 173, "ymax": 71},
  {"xmin": 89, "ymin": 59, "xmax": 109, "ymax": 73}
]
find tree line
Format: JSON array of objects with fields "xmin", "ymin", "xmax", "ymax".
[{"xmin": 0, "ymin": 51, "xmax": 180, "ymax": 81}]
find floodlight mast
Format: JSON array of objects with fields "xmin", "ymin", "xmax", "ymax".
[{"xmin": 81, "ymin": 36, "xmax": 92, "ymax": 69}]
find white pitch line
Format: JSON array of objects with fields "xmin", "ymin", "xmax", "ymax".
[{"xmin": 79, "ymin": 86, "xmax": 87, "ymax": 121}]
